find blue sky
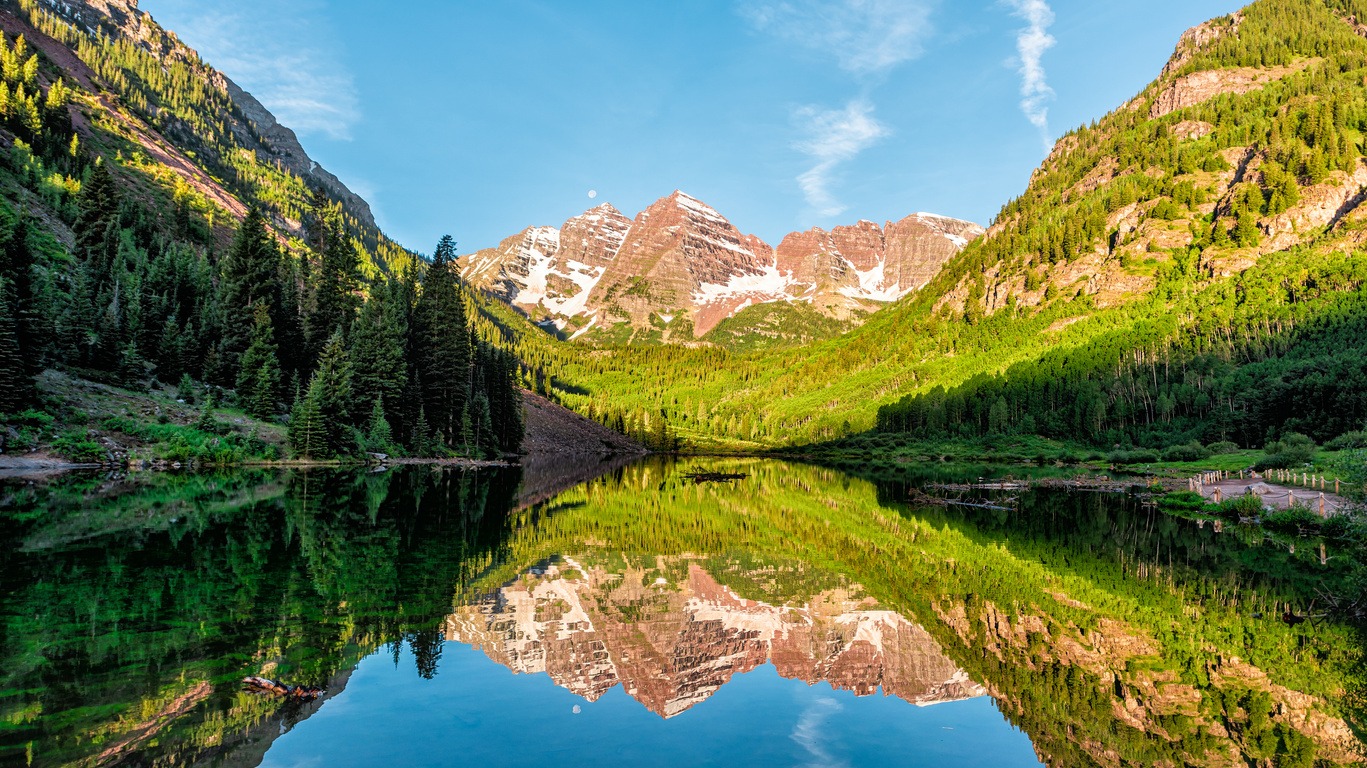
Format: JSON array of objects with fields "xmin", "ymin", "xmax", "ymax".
[{"xmin": 139, "ymin": 0, "xmax": 1239, "ymax": 254}]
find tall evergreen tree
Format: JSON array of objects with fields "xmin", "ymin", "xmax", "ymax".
[
  {"xmin": 304, "ymin": 201, "xmax": 362, "ymax": 362},
  {"xmin": 469, "ymin": 391, "xmax": 494, "ymax": 458},
  {"xmin": 288, "ymin": 380, "xmax": 327, "ymax": 459},
  {"xmin": 394, "ymin": 264, "xmax": 425, "ymax": 450},
  {"xmin": 0, "ymin": 277, "xmax": 32, "ymax": 412},
  {"xmin": 275, "ymin": 255, "xmax": 307, "ymax": 378},
  {"xmin": 349, "ymin": 278, "xmax": 407, "ymax": 426},
  {"xmin": 219, "ymin": 206, "xmax": 281, "ymax": 376},
  {"xmin": 414, "ymin": 235, "xmax": 470, "ymax": 449},
  {"xmin": 235, "ymin": 302, "xmax": 282, "ymax": 418},
  {"xmin": 311, "ymin": 330, "xmax": 355, "ymax": 456},
  {"xmin": 0, "ymin": 214, "xmax": 39, "ymax": 374},
  {"xmin": 73, "ymin": 161, "xmax": 119, "ymax": 288}
]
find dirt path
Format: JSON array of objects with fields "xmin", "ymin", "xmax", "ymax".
[{"xmin": 1192, "ymin": 474, "xmax": 1353, "ymax": 516}]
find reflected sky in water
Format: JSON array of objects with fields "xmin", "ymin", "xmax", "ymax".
[{"xmin": 261, "ymin": 644, "xmax": 1041, "ymax": 768}]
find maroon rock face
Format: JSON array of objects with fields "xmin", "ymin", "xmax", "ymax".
[
  {"xmin": 445, "ymin": 559, "xmax": 985, "ymax": 718},
  {"xmin": 461, "ymin": 192, "xmax": 984, "ymax": 340}
]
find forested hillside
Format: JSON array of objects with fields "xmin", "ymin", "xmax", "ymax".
[
  {"xmin": 6, "ymin": 0, "xmax": 1367, "ymax": 460},
  {"xmin": 0, "ymin": 0, "xmax": 524, "ymax": 462},
  {"xmin": 495, "ymin": 0, "xmax": 1367, "ymax": 452}
]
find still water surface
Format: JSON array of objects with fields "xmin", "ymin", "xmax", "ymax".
[{"xmin": 0, "ymin": 458, "xmax": 1359, "ymax": 766}]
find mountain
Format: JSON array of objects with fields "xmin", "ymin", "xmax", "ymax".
[
  {"xmin": 460, "ymin": 191, "xmax": 982, "ymax": 345},
  {"xmin": 0, "ymin": 0, "xmax": 531, "ymax": 462},
  {"xmin": 0, "ymin": 0, "xmax": 414, "ymax": 272},
  {"xmin": 447, "ymin": 557, "xmax": 984, "ymax": 718},
  {"xmin": 518, "ymin": 0, "xmax": 1367, "ymax": 450}
]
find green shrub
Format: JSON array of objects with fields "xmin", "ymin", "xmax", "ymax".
[
  {"xmin": 1206, "ymin": 441, "xmax": 1240, "ymax": 455},
  {"xmin": 1326, "ymin": 430, "xmax": 1367, "ymax": 450},
  {"xmin": 5, "ymin": 409, "xmax": 54, "ymax": 429},
  {"xmin": 1159, "ymin": 491, "xmax": 1209, "ymax": 512},
  {"xmin": 1161, "ymin": 441, "xmax": 1211, "ymax": 462},
  {"xmin": 1256, "ymin": 433, "xmax": 1316, "ymax": 470},
  {"xmin": 1108, "ymin": 449, "xmax": 1160, "ymax": 465},
  {"xmin": 1321, "ymin": 514, "xmax": 1361, "ymax": 543},
  {"xmin": 1262, "ymin": 506, "xmax": 1323, "ymax": 535},
  {"xmin": 1212, "ymin": 493, "xmax": 1264, "ymax": 521},
  {"xmin": 51, "ymin": 431, "xmax": 104, "ymax": 463}
]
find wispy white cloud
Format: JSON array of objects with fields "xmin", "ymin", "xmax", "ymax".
[
  {"xmin": 740, "ymin": 0, "xmax": 935, "ymax": 76},
  {"xmin": 150, "ymin": 1, "xmax": 359, "ymax": 141},
  {"xmin": 1007, "ymin": 0, "xmax": 1056, "ymax": 150},
  {"xmin": 790, "ymin": 697, "xmax": 849, "ymax": 768},
  {"xmin": 741, "ymin": 1, "xmax": 929, "ymax": 217},
  {"xmin": 793, "ymin": 100, "xmax": 890, "ymax": 217}
]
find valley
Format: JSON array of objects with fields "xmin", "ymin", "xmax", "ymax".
[{"xmin": 0, "ymin": 1, "xmax": 1364, "ymax": 765}]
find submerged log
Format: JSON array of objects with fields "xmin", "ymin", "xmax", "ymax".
[
  {"xmin": 243, "ymin": 676, "xmax": 325, "ymax": 701},
  {"xmin": 682, "ymin": 471, "xmax": 748, "ymax": 484}
]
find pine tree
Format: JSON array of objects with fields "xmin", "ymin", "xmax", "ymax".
[
  {"xmin": 195, "ymin": 390, "xmax": 218, "ymax": 433},
  {"xmin": 365, "ymin": 396, "xmax": 394, "ymax": 455},
  {"xmin": 220, "ymin": 206, "xmax": 282, "ymax": 373},
  {"xmin": 349, "ymin": 278, "xmax": 407, "ymax": 426},
  {"xmin": 470, "ymin": 392, "xmax": 494, "ymax": 458},
  {"xmin": 0, "ymin": 278, "xmax": 32, "ymax": 413},
  {"xmin": 305, "ymin": 203, "xmax": 362, "ymax": 361},
  {"xmin": 415, "ymin": 235, "xmax": 470, "ymax": 448},
  {"xmin": 176, "ymin": 372, "xmax": 197, "ymax": 404},
  {"xmin": 288, "ymin": 379, "xmax": 327, "ymax": 459},
  {"xmin": 235, "ymin": 302, "xmax": 281, "ymax": 418},
  {"xmin": 275, "ymin": 256, "xmax": 307, "ymax": 377},
  {"xmin": 412, "ymin": 406, "xmax": 433, "ymax": 456},
  {"xmin": 312, "ymin": 330, "xmax": 355, "ymax": 456},
  {"xmin": 73, "ymin": 161, "xmax": 119, "ymax": 289},
  {"xmin": 394, "ymin": 264, "xmax": 424, "ymax": 450}
]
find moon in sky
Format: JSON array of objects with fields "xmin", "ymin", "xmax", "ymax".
[{"xmin": 587, "ymin": 189, "xmax": 598, "ymax": 199}]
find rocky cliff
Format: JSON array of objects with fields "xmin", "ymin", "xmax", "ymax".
[
  {"xmin": 461, "ymin": 192, "xmax": 983, "ymax": 342},
  {"xmin": 445, "ymin": 558, "xmax": 984, "ymax": 718},
  {"xmin": 12, "ymin": 0, "xmax": 382, "ymax": 235}
]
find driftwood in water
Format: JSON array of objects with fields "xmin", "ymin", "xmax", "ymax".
[
  {"xmin": 908, "ymin": 488, "xmax": 1016, "ymax": 512},
  {"xmin": 929, "ymin": 481, "xmax": 1029, "ymax": 492},
  {"xmin": 682, "ymin": 470, "xmax": 748, "ymax": 484},
  {"xmin": 931, "ymin": 476, "xmax": 1172, "ymax": 495},
  {"xmin": 243, "ymin": 676, "xmax": 325, "ymax": 701}
]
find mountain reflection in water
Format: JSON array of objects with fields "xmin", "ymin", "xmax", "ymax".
[
  {"xmin": 447, "ymin": 558, "xmax": 984, "ymax": 718},
  {"xmin": 0, "ymin": 458, "xmax": 1360, "ymax": 768}
]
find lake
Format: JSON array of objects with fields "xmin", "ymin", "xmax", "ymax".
[{"xmin": 0, "ymin": 458, "xmax": 1361, "ymax": 766}]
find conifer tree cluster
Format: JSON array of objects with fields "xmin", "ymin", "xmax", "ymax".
[
  {"xmin": 207, "ymin": 200, "xmax": 525, "ymax": 460},
  {"xmin": 0, "ymin": 32, "xmax": 524, "ymax": 460}
]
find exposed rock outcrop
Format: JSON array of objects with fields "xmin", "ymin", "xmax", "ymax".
[{"xmin": 1150, "ymin": 59, "xmax": 1318, "ymax": 119}]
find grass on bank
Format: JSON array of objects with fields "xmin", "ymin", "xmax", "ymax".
[{"xmin": 2, "ymin": 370, "xmax": 286, "ymax": 465}]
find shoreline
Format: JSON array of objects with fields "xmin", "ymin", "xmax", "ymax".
[{"xmin": 0, "ymin": 451, "xmax": 653, "ymax": 479}]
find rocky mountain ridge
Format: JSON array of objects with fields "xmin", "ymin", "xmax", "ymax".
[
  {"xmin": 25, "ymin": 0, "xmax": 377, "ymax": 229},
  {"xmin": 461, "ymin": 191, "xmax": 983, "ymax": 342},
  {"xmin": 445, "ymin": 558, "xmax": 984, "ymax": 718},
  {"xmin": 3, "ymin": 0, "xmax": 405, "ymax": 269}
]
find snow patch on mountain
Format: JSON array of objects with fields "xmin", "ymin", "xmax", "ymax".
[
  {"xmin": 838, "ymin": 260, "xmax": 911, "ymax": 303},
  {"xmin": 692, "ymin": 262, "xmax": 799, "ymax": 305}
]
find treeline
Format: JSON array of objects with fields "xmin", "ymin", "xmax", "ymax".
[
  {"xmin": 877, "ymin": 262, "xmax": 1367, "ymax": 450},
  {"xmin": 0, "ymin": 32, "xmax": 522, "ymax": 459}
]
